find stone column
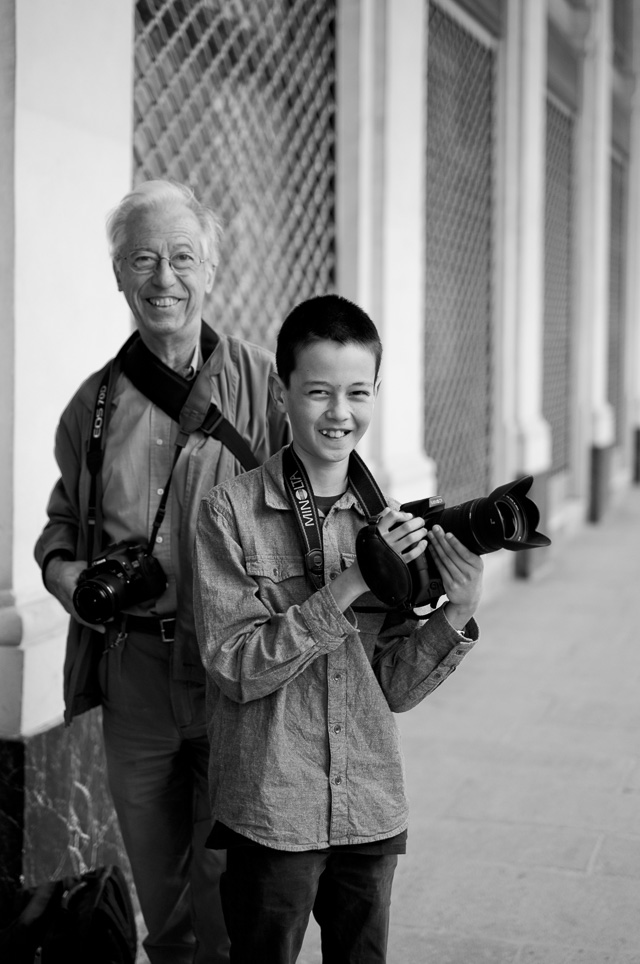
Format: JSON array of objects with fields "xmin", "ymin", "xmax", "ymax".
[
  {"xmin": 0, "ymin": 0, "xmax": 134, "ymax": 902},
  {"xmin": 336, "ymin": 0, "xmax": 435, "ymax": 500},
  {"xmin": 628, "ymin": 0, "xmax": 640, "ymax": 482},
  {"xmin": 499, "ymin": 0, "xmax": 553, "ymax": 575},
  {"xmin": 576, "ymin": 0, "xmax": 616, "ymax": 520}
]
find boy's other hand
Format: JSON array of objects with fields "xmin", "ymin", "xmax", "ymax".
[{"xmin": 426, "ymin": 525, "xmax": 484, "ymax": 629}]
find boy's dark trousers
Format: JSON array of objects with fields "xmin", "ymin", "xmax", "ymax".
[{"xmin": 220, "ymin": 844, "xmax": 397, "ymax": 963}]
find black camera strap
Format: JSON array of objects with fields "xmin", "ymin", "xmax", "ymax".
[
  {"xmin": 86, "ymin": 334, "xmax": 138, "ymax": 563},
  {"xmin": 122, "ymin": 324, "xmax": 259, "ymax": 472},
  {"xmin": 282, "ymin": 443, "xmax": 387, "ymax": 591}
]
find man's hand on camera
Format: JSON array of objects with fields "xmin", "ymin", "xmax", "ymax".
[
  {"xmin": 426, "ymin": 525, "xmax": 483, "ymax": 630},
  {"xmin": 44, "ymin": 558, "xmax": 106, "ymax": 634}
]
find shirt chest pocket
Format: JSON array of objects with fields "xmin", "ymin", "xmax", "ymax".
[{"xmin": 245, "ymin": 554, "xmax": 310, "ymax": 611}]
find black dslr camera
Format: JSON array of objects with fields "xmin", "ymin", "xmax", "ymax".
[
  {"xmin": 356, "ymin": 476, "xmax": 551, "ymax": 610},
  {"xmin": 73, "ymin": 541, "xmax": 168, "ymax": 625}
]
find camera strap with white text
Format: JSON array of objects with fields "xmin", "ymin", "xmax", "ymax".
[{"xmin": 281, "ymin": 443, "xmax": 387, "ymax": 591}]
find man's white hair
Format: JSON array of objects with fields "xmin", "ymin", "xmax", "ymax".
[{"xmin": 106, "ymin": 179, "xmax": 223, "ymax": 263}]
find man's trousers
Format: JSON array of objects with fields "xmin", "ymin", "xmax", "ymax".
[{"xmin": 99, "ymin": 627, "xmax": 229, "ymax": 964}]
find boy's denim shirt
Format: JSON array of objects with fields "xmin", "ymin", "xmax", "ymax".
[{"xmin": 194, "ymin": 448, "xmax": 478, "ymax": 852}]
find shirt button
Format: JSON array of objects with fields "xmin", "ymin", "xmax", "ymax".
[
  {"xmin": 333, "ymin": 725, "xmax": 342, "ymax": 734},
  {"xmin": 156, "ymin": 536, "xmax": 163, "ymax": 544},
  {"xmin": 157, "ymin": 488, "xmax": 164, "ymax": 495},
  {"xmin": 156, "ymin": 438, "xmax": 164, "ymax": 445},
  {"xmin": 334, "ymin": 776, "xmax": 342, "ymax": 785},
  {"xmin": 333, "ymin": 674, "xmax": 342, "ymax": 682}
]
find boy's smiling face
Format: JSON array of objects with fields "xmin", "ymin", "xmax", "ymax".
[{"xmin": 272, "ymin": 338, "xmax": 380, "ymax": 486}]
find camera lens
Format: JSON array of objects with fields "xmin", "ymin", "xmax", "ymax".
[
  {"xmin": 434, "ymin": 482, "xmax": 544, "ymax": 555},
  {"xmin": 73, "ymin": 571, "xmax": 127, "ymax": 624},
  {"xmin": 494, "ymin": 494, "xmax": 526, "ymax": 542}
]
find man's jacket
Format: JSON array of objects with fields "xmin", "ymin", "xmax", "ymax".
[{"xmin": 35, "ymin": 327, "xmax": 290, "ymax": 724}]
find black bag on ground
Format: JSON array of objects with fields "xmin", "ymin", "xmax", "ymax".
[{"xmin": 0, "ymin": 865, "xmax": 137, "ymax": 963}]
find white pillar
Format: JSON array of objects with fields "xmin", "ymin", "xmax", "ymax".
[
  {"xmin": 575, "ymin": 0, "xmax": 616, "ymax": 518},
  {"xmin": 628, "ymin": 0, "xmax": 640, "ymax": 479},
  {"xmin": 379, "ymin": 0, "xmax": 435, "ymax": 502},
  {"xmin": 0, "ymin": 0, "xmax": 134, "ymax": 737},
  {"xmin": 513, "ymin": 0, "xmax": 553, "ymax": 477},
  {"xmin": 336, "ymin": 0, "xmax": 434, "ymax": 500}
]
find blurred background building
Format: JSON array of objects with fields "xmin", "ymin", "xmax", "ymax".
[{"xmin": 1, "ymin": 0, "xmax": 639, "ymax": 907}]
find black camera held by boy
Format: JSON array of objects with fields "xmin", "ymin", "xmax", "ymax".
[
  {"xmin": 73, "ymin": 541, "xmax": 168, "ymax": 625},
  {"xmin": 356, "ymin": 476, "xmax": 551, "ymax": 610}
]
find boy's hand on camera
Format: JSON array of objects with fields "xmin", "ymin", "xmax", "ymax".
[
  {"xmin": 329, "ymin": 506, "xmax": 426, "ymax": 611},
  {"xmin": 376, "ymin": 507, "xmax": 428, "ymax": 563},
  {"xmin": 426, "ymin": 525, "xmax": 483, "ymax": 629},
  {"xmin": 44, "ymin": 558, "xmax": 106, "ymax": 633}
]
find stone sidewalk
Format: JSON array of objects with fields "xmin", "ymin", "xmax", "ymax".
[{"xmin": 300, "ymin": 485, "xmax": 640, "ymax": 963}]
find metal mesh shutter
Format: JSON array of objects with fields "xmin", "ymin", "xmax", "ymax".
[
  {"xmin": 424, "ymin": 3, "xmax": 495, "ymax": 505},
  {"xmin": 134, "ymin": 0, "xmax": 336, "ymax": 348},
  {"xmin": 543, "ymin": 99, "xmax": 574, "ymax": 475},
  {"xmin": 608, "ymin": 155, "xmax": 627, "ymax": 445}
]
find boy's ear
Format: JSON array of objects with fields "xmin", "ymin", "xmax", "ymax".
[
  {"xmin": 374, "ymin": 376, "xmax": 381, "ymax": 397},
  {"xmin": 269, "ymin": 371, "xmax": 288, "ymax": 412}
]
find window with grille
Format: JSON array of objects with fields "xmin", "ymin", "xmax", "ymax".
[
  {"xmin": 424, "ymin": 3, "xmax": 495, "ymax": 505},
  {"xmin": 134, "ymin": 0, "xmax": 336, "ymax": 347},
  {"xmin": 608, "ymin": 155, "xmax": 627, "ymax": 446},
  {"xmin": 543, "ymin": 99, "xmax": 574, "ymax": 476}
]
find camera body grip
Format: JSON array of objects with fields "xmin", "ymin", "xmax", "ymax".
[{"xmin": 355, "ymin": 524, "xmax": 414, "ymax": 609}]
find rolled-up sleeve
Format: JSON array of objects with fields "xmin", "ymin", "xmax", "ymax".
[{"xmin": 370, "ymin": 606, "xmax": 479, "ymax": 712}]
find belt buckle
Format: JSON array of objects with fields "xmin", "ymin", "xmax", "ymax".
[{"xmin": 159, "ymin": 617, "xmax": 175, "ymax": 643}]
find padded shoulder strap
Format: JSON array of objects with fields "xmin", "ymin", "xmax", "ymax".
[{"xmin": 122, "ymin": 323, "xmax": 259, "ymax": 471}]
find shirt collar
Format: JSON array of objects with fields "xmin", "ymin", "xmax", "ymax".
[
  {"xmin": 182, "ymin": 343, "xmax": 201, "ymax": 381},
  {"xmin": 263, "ymin": 449, "xmax": 368, "ymax": 517}
]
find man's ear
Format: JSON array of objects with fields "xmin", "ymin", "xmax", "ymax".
[
  {"xmin": 113, "ymin": 261, "xmax": 123, "ymax": 292},
  {"xmin": 269, "ymin": 371, "xmax": 289, "ymax": 413},
  {"xmin": 374, "ymin": 377, "xmax": 381, "ymax": 397},
  {"xmin": 204, "ymin": 261, "xmax": 216, "ymax": 293}
]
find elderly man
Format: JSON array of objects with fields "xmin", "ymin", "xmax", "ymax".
[{"xmin": 35, "ymin": 180, "xmax": 290, "ymax": 964}]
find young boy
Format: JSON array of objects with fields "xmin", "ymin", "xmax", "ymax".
[{"xmin": 193, "ymin": 294, "xmax": 483, "ymax": 963}]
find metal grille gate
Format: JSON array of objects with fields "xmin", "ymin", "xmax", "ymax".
[
  {"xmin": 543, "ymin": 99, "xmax": 574, "ymax": 476},
  {"xmin": 609, "ymin": 155, "xmax": 627, "ymax": 446},
  {"xmin": 134, "ymin": 0, "xmax": 336, "ymax": 348},
  {"xmin": 424, "ymin": 3, "xmax": 495, "ymax": 505}
]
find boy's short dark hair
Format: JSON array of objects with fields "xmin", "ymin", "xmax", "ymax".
[{"xmin": 276, "ymin": 294, "xmax": 383, "ymax": 386}]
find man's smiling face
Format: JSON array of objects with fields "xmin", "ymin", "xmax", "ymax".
[{"xmin": 114, "ymin": 201, "xmax": 215, "ymax": 347}]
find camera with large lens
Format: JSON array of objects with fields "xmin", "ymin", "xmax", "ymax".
[
  {"xmin": 73, "ymin": 541, "xmax": 168, "ymax": 625},
  {"xmin": 356, "ymin": 476, "xmax": 551, "ymax": 610}
]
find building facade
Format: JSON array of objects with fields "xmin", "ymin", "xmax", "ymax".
[{"xmin": 1, "ymin": 0, "xmax": 639, "ymax": 899}]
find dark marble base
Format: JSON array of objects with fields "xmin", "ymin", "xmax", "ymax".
[{"xmin": 0, "ymin": 708, "xmax": 134, "ymax": 925}]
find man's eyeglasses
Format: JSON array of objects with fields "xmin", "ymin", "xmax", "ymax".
[{"xmin": 121, "ymin": 251, "xmax": 207, "ymax": 275}]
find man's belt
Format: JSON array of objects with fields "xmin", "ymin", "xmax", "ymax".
[{"xmin": 124, "ymin": 614, "xmax": 177, "ymax": 642}]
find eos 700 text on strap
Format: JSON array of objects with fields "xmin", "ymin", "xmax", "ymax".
[{"xmin": 282, "ymin": 443, "xmax": 388, "ymax": 591}]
